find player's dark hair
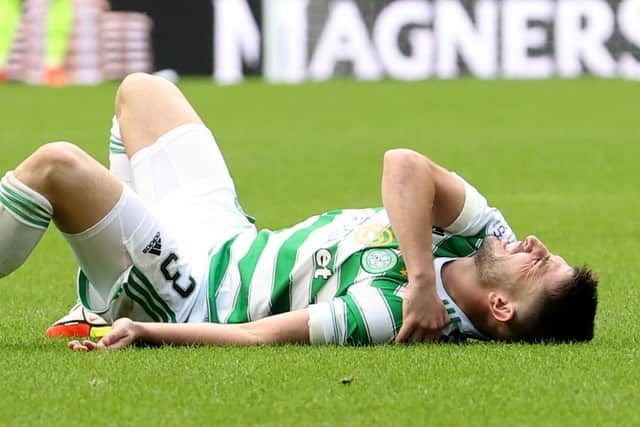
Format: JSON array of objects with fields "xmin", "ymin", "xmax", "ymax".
[{"xmin": 523, "ymin": 266, "xmax": 598, "ymax": 343}]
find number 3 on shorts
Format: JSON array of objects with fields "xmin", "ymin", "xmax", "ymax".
[{"xmin": 160, "ymin": 253, "xmax": 196, "ymax": 298}]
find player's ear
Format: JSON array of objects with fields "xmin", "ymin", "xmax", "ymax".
[{"xmin": 488, "ymin": 291, "xmax": 515, "ymax": 323}]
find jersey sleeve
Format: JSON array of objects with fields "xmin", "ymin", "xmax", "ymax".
[
  {"xmin": 443, "ymin": 173, "xmax": 516, "ymax": 242},
  {"xmin": 307, "ymin": 280, "xmax": 403, "ymax": 345}
]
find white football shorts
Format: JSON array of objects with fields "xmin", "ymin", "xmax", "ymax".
[{"xmin": 63, "ymin": 124, "xmax": 256, "ymax": 323}]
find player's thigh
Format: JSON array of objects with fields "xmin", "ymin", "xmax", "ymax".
[
  {"xmin": 67, "ymin": 186, "xmax": 209, "ymax": 323},
  {"xmin": 108, "ymin": 228, "xmax": 211, "ymax": 324},
  {"xmin": 115, "ymin": 73, "xmax": 203, "ymax": 157},
  {"xmin": 130, "ymin": 124, "xmax": 255, "ymax": 254}
]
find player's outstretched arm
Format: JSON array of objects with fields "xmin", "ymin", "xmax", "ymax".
[
  {"xmin": 381, "ymin": 149, "xmax": 465, "ymax": 343},
  {"xmin": 68, "ymin": 310, "xmax": 311, "ymax": 351}
]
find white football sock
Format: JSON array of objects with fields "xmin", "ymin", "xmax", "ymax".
[
  {"xmin": 0, "ymin": 172, "xmax": 53, "ymax": 278},
  {"xmin": 108, "ymin": 116, "xmax": 135, "ymax": 191}
]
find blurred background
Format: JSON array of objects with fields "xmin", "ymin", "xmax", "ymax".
[{"xmin": 1, "ymin": 0, "xmax": 639, "ymax": 86}]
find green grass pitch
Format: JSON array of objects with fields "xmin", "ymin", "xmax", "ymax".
[{"xmin": 0, "ymin": 78, "xmax": 638, "ymax": 426}]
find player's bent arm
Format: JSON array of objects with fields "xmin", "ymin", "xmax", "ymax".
[
  {"xmin": 381, "ymin": 149, "xmax": 465, "ymax": 341},
  {"xmin": 382, "ymin": 149, "xmax": 465, "ymax": 264},
  {"xmin": 69, "ymin": 311, "xmax": 311, "ymax": 351},
  {"xmin": 382, "ymin": 149, "xmax": 465, "ymax": 281},
  {"xmin": 383, "ymin": 150, "xmax": 465, "ymax": 225}
]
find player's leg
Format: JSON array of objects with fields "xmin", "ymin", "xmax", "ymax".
[
  {"xmin": 0, "ymin": 142, "xmax": 123, "ymax": 277},
  {"xmin": 36, "ymin": 74, "xmax": 255, "ymax": 335},
  {"xmin": 46, "ymin": 115, "xmax": 131, "ymax": 337},
  {"xmin": 108, "ymin": 70, "xmax": 185, "ymax": 189},
  {"xmin": 115, "ymin": 72, "xmax": 203, "ymax": 156},
  {"xmin": 16, "ymin": 143, "xmax": 123, "ymax": 233},
  {"xmin": 114, "ymin": 73, "xmax": 255, "ymax": 254},
  {"xmin": 46, "ymin": 116, "xmax": 135, "ymax": 337},
  {"xmin": 94, "ymin": 70, "xmax": 194, "ymax": 192},
  {"xmin": 108, "ymin": 116, "xmax": 135, "ymax": 190},
  {"xmin": 3, "ymin": 74, "xmax": 179, "ymax": 243},
  {"xmin": 2, "ymin": 140, "xmax": 208, "ymax": 326},
  {"xmin": 44, "ymin": 74, "xmax": 251, "ymax": 334},
  {"xmin": 47, "ymin": 74, "xmax": 182, "ymax": 336}
]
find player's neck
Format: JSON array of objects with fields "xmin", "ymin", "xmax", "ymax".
[{"xmin": 441, "ymin": 257, "xmax": 493, "ymax": 334}]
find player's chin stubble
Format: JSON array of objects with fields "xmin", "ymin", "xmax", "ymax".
[{"xmin": 474, "ymin": 237, "xmax": 503, "ymax": 287}]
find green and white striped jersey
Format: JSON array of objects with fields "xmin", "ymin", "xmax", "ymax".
[{"xmin": 207, "ymin": 176, "xmax": 515, "ymax": 345}]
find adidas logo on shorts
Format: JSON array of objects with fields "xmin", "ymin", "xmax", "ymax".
[{"xmin": 143, "ymin": 232, "xmax": 162, "ymax": 256}]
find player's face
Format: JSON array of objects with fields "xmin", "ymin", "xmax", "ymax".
[{"xmin": 474, "ymin": 235, "xmax": 575, "ymax": 297}]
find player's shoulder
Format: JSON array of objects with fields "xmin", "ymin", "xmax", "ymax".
[{"xmin": 446, "ymin": 172, "xmax": 517, "ymax": 241}]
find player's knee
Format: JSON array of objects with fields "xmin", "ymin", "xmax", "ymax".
[
  {"xmin": 384, "ymin": 149, "xmax": 431, "ymax": 170},
  {"xmin": 115, "ymin": 72, "xmax": 173, "ymax": 117},
  {"xmin": 115, "ymin": 73, "xmax": 150, "ymax": 115},
  {"xmin": 27, "ymin": 142, "xmax": 85, "ymax": 190}
]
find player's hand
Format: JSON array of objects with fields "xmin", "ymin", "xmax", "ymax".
[
  {"xmin": 68, "ymin": 318, "xmax": 138, "ymax": 351},
  {"xmin": 395, "ymin": 283, "xmax": 449, "ymax": 343}
]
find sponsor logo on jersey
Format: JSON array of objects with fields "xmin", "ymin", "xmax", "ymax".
[
  {"xmin": 142, "ymin": 232, "xmax": 163, "ymax": 256},
  {"xmin": 361, "ymin": 248, "xmax": 398, "ymax": 274},
  {"xmin": 487, "ymin": 220, "xmax": 510, "ymax": 240},
  {"xmin": 354, "ymin": 224, "xmax": 394, "ymax": 247},
  {"xmin": 313, "ymin": 248, "xmax": 333, "ymax": 279}
]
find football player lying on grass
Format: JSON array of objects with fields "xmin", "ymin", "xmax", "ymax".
[{"xmin": 0, "ymin": 73, "xmax": 598, "ymax": 351}]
